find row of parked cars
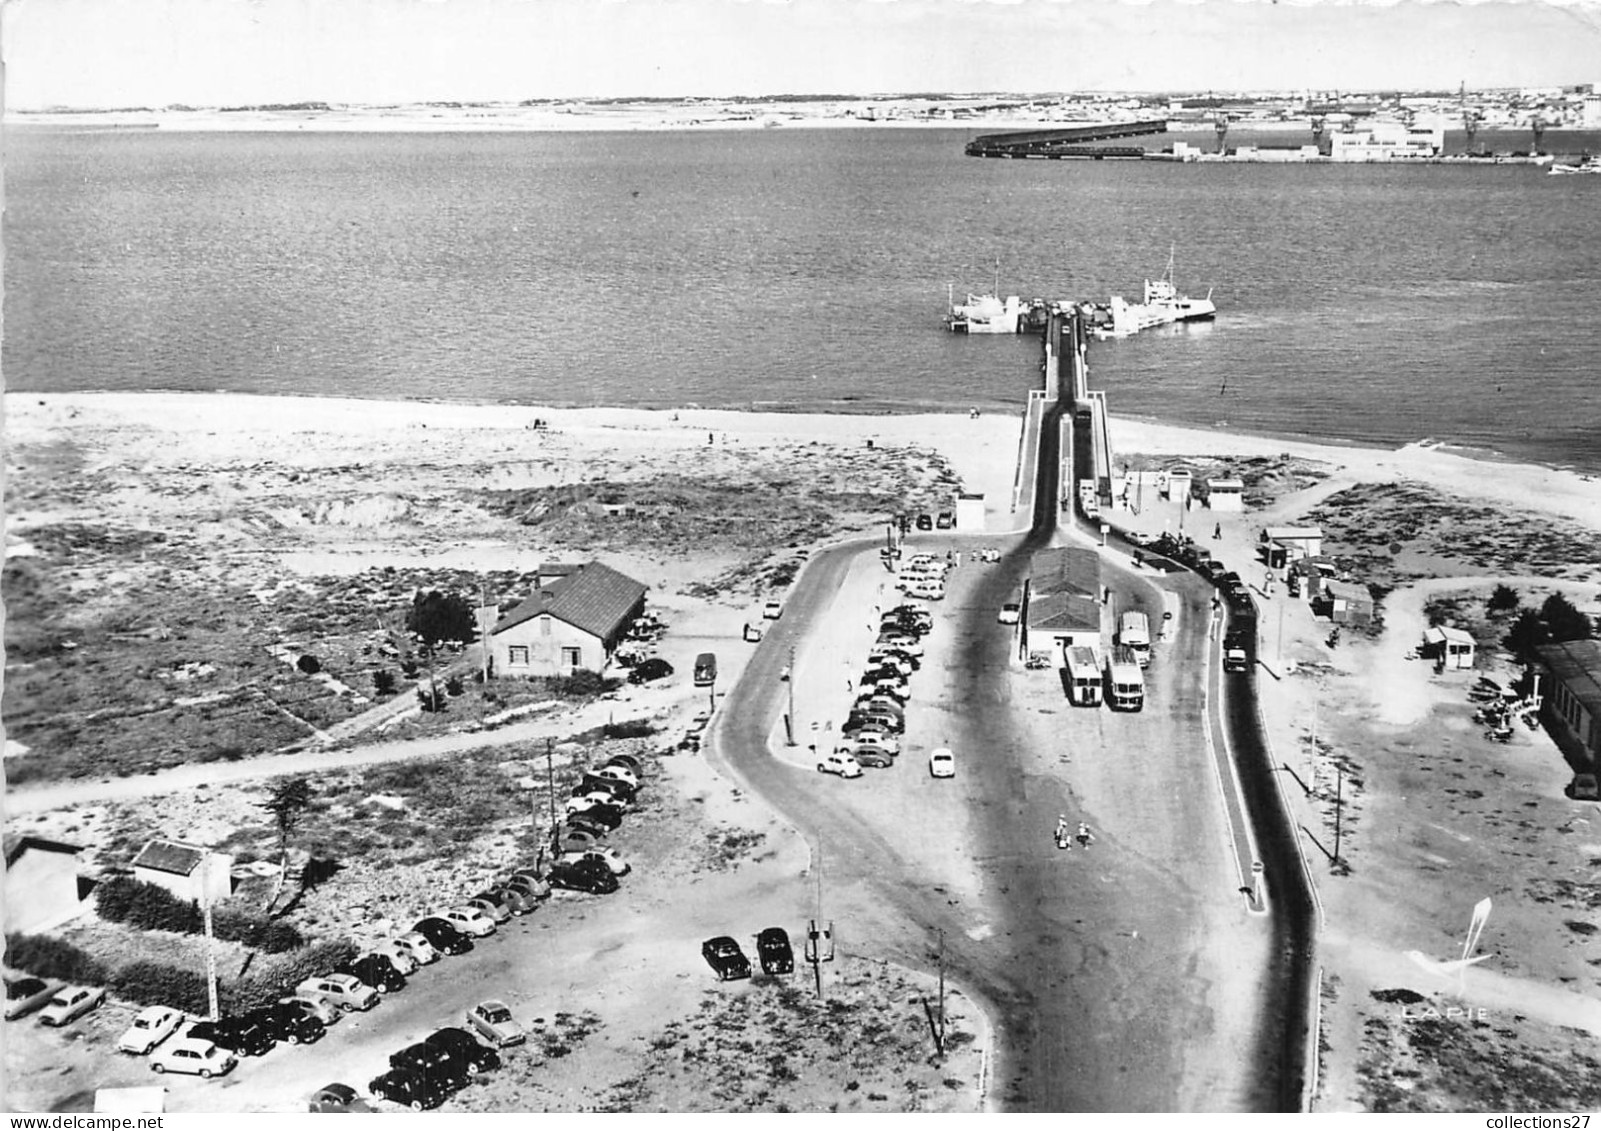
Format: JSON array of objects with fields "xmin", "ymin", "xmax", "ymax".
[
  {"xmin": 701, "ymin": 927, "xmax": 794, "ymax": 981},
  {"xmin": 816, "ymin": 599, "xmax": 935, "ymax": 778},
  {"xmin": 894, "ymin": 552, "xmax": 950, "ymax": 602}
]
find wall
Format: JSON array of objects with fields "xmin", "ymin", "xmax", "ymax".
[
  {"xmin": 4, "ymin": 848, "xmax": 81, "ymax": 933},
  {"xmin": 494, "ymin": 613, "xmax": 604, "ymax": 678}
]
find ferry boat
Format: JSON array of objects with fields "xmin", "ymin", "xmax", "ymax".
[
  {"xmin": 1086, "ymin": 249, "xmax": 1216, "ymax": 339},
  {"xmin": 944, "ymin": 282, "xmax": 1050, "ymax": 334},
  {"xmin": 1548, "ymin": 155, "xmax": 1601, "ymax": 175}
]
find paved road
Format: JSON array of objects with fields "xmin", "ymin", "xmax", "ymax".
[{"xmin": 710, "ymin": 404, "xmax": 1279, "ymax": 1110}]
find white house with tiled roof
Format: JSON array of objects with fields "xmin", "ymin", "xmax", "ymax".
[
  {"xmin": 491, "ymin": 561, "xmax": 648, "ymax": 678},
  {"xmin": 131, "ymin": 839, "xmax": 233, "ymax": 905}
]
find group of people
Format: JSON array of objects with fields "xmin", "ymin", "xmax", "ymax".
[{"xmin": 1055, "ymin": 815, "xmax": 1095, "ymax": 851}]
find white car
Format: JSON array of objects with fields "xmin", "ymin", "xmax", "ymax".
[
  {"xmin": 393, "ymin": 932, "xmax": 440, "ymax": 966},
  {"xmin": 295, "ymin": 974, "xmax": 378, "ymax": 1013},
  {"xmin": 929, "ymin": 749, "xmax": 956, "ymax": 779},
  {"xmin": 466, "ymin": 1000, "xmax": 527, "ymax": 1048},
  {"xmin": 368, "ymin": 940, "xmax": 420, "ymax": 976},
  {"xmin": 998, "ymin": 602, "xmax": 1021, "ymax": 625},
  {"xmin": 851, "ymin": 728, "xmax": 900, "ymax": 756},
  {"xmin": 817, "ymin": 752, "xmax": 863, "ymax": 779},
  {"xmin": 558, "ymin": 846, "xmax": 631, "ymax": 876},
  {"xmin": 118, "ymin": 1006, "xmax": 185, "ymax": 1055},
  {"xmin": 149, "ymin": 1037, "xmax": 237, "ymax": 1078},
  {"xmin": 440, "ymin": 906, "xmax": 498, "ymax": 938},
  {"xmin": 38, "ymin": 985, "xmax": 105, "ymax": 1027},
  {"xmin": 907, "ymin": 584, "xmax": 945, "ymax": 602},
  {"xmin": 594, "ymin": 764, "xmax": 638, "ymax": 789},
  {"xmin": 762, "ymin": 600, "xmax": 783, "ymax": 620}
]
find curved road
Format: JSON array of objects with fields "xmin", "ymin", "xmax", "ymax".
[{"xmin": 709, "ymin": 401, "xmax": 1308, "ymax": 1111}]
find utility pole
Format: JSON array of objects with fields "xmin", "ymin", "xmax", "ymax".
[
  {"xmin": 936, "ymin": 928, "xmax": 947, "ymax": 1057},
  {"xmin": 201, "ymin": 855, "xmax": 219, "ymax": 1021},
  {"xmin": 1333, "ymin": 762, "xmax": 1344, "ymax": 865},
  {"xmin": 545, "ymin": 738, "xmax": 558, "ymax": 854}
]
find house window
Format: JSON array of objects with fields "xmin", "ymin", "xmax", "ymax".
[
  {"xmin": 508, "ymin": 646, "xmax": 529, "ymax": 666},
  {"xmin": 561, "ymin": 647, "xmax": 581, "ymax": 669}
]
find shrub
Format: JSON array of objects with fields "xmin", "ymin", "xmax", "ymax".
[
  {"xmin": 373, "ymin": 669, "xmax": 397, "ymax": 695},
  {"xmin": 602, "ymin": 719, "xmax": 656, "ymax": 740},
  {"xmin": 417, "ymin": 686, "xmax": 446, "ymax": 712},
  {"xmin": 296, "ymin": 654, "xmax": 322, "ymax": 675},
  {"xmin": 1487, "ymin": 584, "xmax": 1520, "ymax": 614},
  {"xmin": 223, "ymin": 937, "xmax": 359, "ymax": 1014},
  {"xmin": 445, "ymin": 675, "xmax": 465, "ymax": 697},
  {"xmin": 110, "ymin": 961, "xmax": 210, "ymax": 1014},
  {"xmin": 95, "ymin": 875, "xmax": 203, "ymax": 935},
  {"xmin": 549, "ymin": 670, "xmax": 618, "ymax": 698},
  {"xmin": 3, "ymin": 933, "xmax": 110, "ymax": 985}
]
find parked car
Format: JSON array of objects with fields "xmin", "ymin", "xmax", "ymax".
[
  {"xmin": 295, "ymin": 973, "xmax": 379, "ymax": 1013},
  {"xmin": 4, "ymin": 976, "xmax": 60, "ymax": 1022},
  {"xmin": 563, "ymin": 798, "xmax": 625, "ymax": 829},
  {"xmin": 466, "ymin": 1000, "xmax": 527, "ymax": 1047},
  {"xmin": 558, "ymin": 846, "xmax": 630, "ymax": 876},
  {"xmin": 594, "ymin": 763, "xmax": 639, "ymax": 790},
  {"xmin": 389, "ymin": 1040, "xmax": 476, "ymax": 1087},
  {"xmin": 605, "ymin": 752, "xmax": 643, "ymax": 774},
  {"xmin": 935, "ymin": 511, "xmax": 955, "ymax": 529},
  {"xmin": 756, "ymin": 928, "xmax": 794, "ymax": 975},
  {"xmin": 308, "ymin": 1083, "xmax": 375, "ymax": 1113},
  {"xmin": 915, "ymin": 513, "xmax": 933, "ymax": 531},
  {"xmin": 149, "ymin": 1037, "xmax": 236, "ymax": 1078},
  {"xmin": 506, "ymin": 871, "xmax": 552, "ymax": 901},
  {"xmin": 440, "ymin": 906, "xmax": 498, "ymax": 938},
  {"xmin": 875, "ymin": 633, "xmax": 923, "ymax": 657},
  {"xmin": 762, "ymin": 600, "xmax": 783, "ymax": 620},
  {"xmin": 998, "ymin": 601, "xmax": 1021, "ymax": 625},
  {"xmin": 424, "ymin": 1027, "xmax": 502, "ymax": 1074},
  {"xmin": 701, "ymin": 936, "xmax": 753, "ymax": 981},
  {"xmin": 466, "ymin": 893, "xmax": 514, "ymax": 925},
  {"xmin": 850, "ymin": 744, "xmax": 893, "ymax": 769},
  {"xmin": 627, "ymin": 658, "xmax": 674, "ymax": 685},
  {"xmin": 869, "ymin": 646, "xmax": 920, "ymax": 671},
  {"xmin": 547, "ymin": 858, "xmax": 619, "ymax": 894},
  {"xmin": 412, "ymin": 917, "xmax": 474, "ymax": 956},
  {"xmin": 929, "ymin": 748, "xmax": 957, "ymax": 779},
  {"xmin": 369, "ymin": 939, "xmax": 421, "ymax": 975},
  {"xmin": 563, "ymin": 812, "xmax": 616, "ymax": 840},
  {"xmin": 339, "ymin": 954, "xmax": 407, "ymax": 994},
  {"xmin": 118, "ymin": 1005, "xmax": 184, "ymax": 1055},
  {"xmin": 277, "ymin": 994, "xmax": 342, "ymax": 1027},
  {"xmin": 368, "ymin": 1067, "xmax": 450, "ymax": 1111},
  {"xmin": 247, "ymin": 1002, "xmax": 326, "ymax": 1045},
  {"xmin": 392, "ymin": 931, "xmax": 441, "ymax": 966},
  {"xmin": 37, "ymin": 985, "xmax": 105, "ymax": 1027},
  {"xmin": 188, "ymin": 1015, "xmax": 276, "ymax": 1058},
  {"xmin": 817, "ymin": 751, "xmax": 863, "ymax": 779},
  {"xmin": 574, "ymin": 777, "xmax": 635, "ymax": 806},
  {"xmin": 493, "ymin": 885, "xmax": 541, "ymax": 915},
  {"xmin": 1124, "ymin": 529, "xmax": 1153, "ymax": 547},
  {"xmin": 851, "ymin": 727, "xmax": 900, "ymax": 755},
  {"xmin": 843, "ymin": 711, "xmax": 903, "ymax": 737}
]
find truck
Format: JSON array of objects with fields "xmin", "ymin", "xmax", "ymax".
[
  {"xmin": 1117, "ymin": 610, "xmax": 1151, "ymax": 667},
  {"xmin": 1064, "ymin": 646, "xmax": 1103, "ymax": 707},
  {"xmin": 1078, "ymin": 480, "xmax": 1100, "ymax": 519},
  {"xmin": 1223, "ymin": 630, "xmax": 1252, "ymax": 673},
  {"xmin": 1105, "ymin": 646, "xmax": 1145, "ymax": 711}
]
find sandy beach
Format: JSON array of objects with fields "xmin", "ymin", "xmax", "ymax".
[{"xmin": 5, "ymin": 389, "xmax": 1600, "ymax": 1112}]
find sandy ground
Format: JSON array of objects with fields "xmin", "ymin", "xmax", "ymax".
[{"xmin": 6, "ymin": 390, "xmax": 1601, "ymax": 1112}]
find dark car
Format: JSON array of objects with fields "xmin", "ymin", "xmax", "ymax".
[
  {"xmin": 247, "ymin": 1003, "xmax": 326, "ymax": 1046},
  {"xmin": 562, "ymin": 813, "xmax": 615, "ymax": 840},
  {"xmin": 701, "ymin": 936, "xmax": 752, "ymax": 981},
  {"xmin": 369, "ymin": 1067, "xmax": 450, "ymax": 1111},
  {"xmin": 308, "ymin": 1083, "xmax": 375, "ymax": 1113},
  {"xmin": 582, "ymin": 770, "xmax": 638, "ymax": 799},
  {"xmin": 605, "ymin": 753, "xmax": 643, "ymax": 774},
  {"xmin": 574, "ymin": 775, "xmax": 636, "ymax": 805},
  {"xmin": 915, "ymin": 513, "xmax": 933, "ymax": 531},
  {"xmin": 390, "ymin": 1041, "xmax": 474, "ymax": 1089},
  {"xmin": 424, "ymin": 1027, "xmax": 501, "ymax": 1075},
  {"xmin": 844, "ymin": 710, "xmax": 904, "ymax": 736},
  {"xmin": 564, "ymin": 799, "xmax": 625, "ymax": 830},
  {"xmin": 548, "ymin": 858, "xmax": 619, "ymax": 894},
  {"xmin": 339, "ymin": 954, "xmax": 407, "ymax": 994},
  {"xmin": 755, "ymin": 927, "xmax": 794, "ymax": 975},
  {"xmin": 935, "ymin": 511, "xmax": 955, "ymax": 529},
  {"xmin": 851, "ymin": 745, "xmax": 894, "ymax": 769},
  {"xmin": 411, "ymin": 917, "xmax": 474, "ymax": 956},
  {"xmin": 627, "ymin": 658, "xmax": 674, "ymax": 685},
  {"xmin": 188, "ymin": 1015, "xmax": 276, "ymax": 1058},
  {"xmin": 869, "ymin": 647, "xmax": 921, "ymax": 672}
]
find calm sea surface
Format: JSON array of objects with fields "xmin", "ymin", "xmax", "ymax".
[{"xmin": 5, "ymin": 127, "xmax": 1599, "ymax": 471}]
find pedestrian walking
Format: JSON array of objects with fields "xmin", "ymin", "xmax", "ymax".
[{"xmin": 1214, "ymin": 523, "xmax": 1222, "ymax": 540}]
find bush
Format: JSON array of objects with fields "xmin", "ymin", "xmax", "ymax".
[
  {"xmin": 96, "ymin": 876, "xmax": 302, "ymax": 952},
  {"xmin": 549, "ymin": 670, "xmax": 620, "ymax": 698},
  {"xmin": 1487, "ymin": 584, "xmax": 1520, "ymax": 614},
  {"xmin": 417, "ymin": 686, "xmax": 446, "ymax": 712},
  {"xmin": 373, "ymin": 669, "xmax": 397, "ymax": 695},
  {"xmin": 223, "ymin": 937, "xmax": 358, "ymax": 1014},
  {"xmin": 110, "ymin": 961, "xmax": 210, "ymax": 1014},
  {"xmin": 602, "ymin": 719, "xmax": 656, "ymax": 740},
  {"xmin": 3, "ymin": 933, "xmax": 110, "ymax": 985},
  {"xmin": 297, "ymin": 654, "xmax": 322, "ymax": 675},
  {"xmin": 445, "ymin": 675, "xmax": 465, "ymax": 697}
]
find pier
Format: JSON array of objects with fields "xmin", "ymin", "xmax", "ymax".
[{"xmin": 964, "ymin": 119, "xmax": 1169, "ymax": 159}]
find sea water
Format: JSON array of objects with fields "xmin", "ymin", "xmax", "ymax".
[{"xmin": 5, "ymin": 126, "xmax": 1598, "ymax": 471}]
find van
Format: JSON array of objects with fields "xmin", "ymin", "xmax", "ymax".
[
  {"xmin": 1118, "ymin": 611, "xmax": 1151, "ymax": 668},
  {"xmin": 693, "ymin": 653, "xmax": 717, "ymax": 687}
]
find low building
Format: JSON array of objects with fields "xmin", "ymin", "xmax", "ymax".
[
  {"xmin": 1262, "ymin": 525, "xmax": 1324, "ymax": 559},
  {"xmin": 1323, "ymin": 579, "xmax": 1374, "ymax": 627},
  {"xmin": 491, "ymin": 560, "xmax": 648, "ymax": 678},
  {"xmin": 1160, "ymin": 469, "xmax": 1192, "ymax": 502},
  {"xmin": 1205, "ymin": 478, "xmax": 1245, "ymax": 512},
  {"xmin": 1533, "ymin": 640, "xmax": 1601, "ymax": 769},
  {"xmin": 4, "ymin": 834, "xmax": 85, "ymax": 933},
  {"xmin": 1422, "ymin": 626, "xmax": 1476, "ymax": 670},
  {"xmin": 1329, "ymin": 120, "xmax": 1443, "ymax": 161},
  {"xmin": 955, "ymin": 493, "xmax": 985, "ymax": 531},
  {"xmin": 131, "ymin": 839, "xmax": 233, "ymax": 905},
  {"xmin": 1024, "ymin": 547, "xmax": 1104, "ymax": 658}
]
